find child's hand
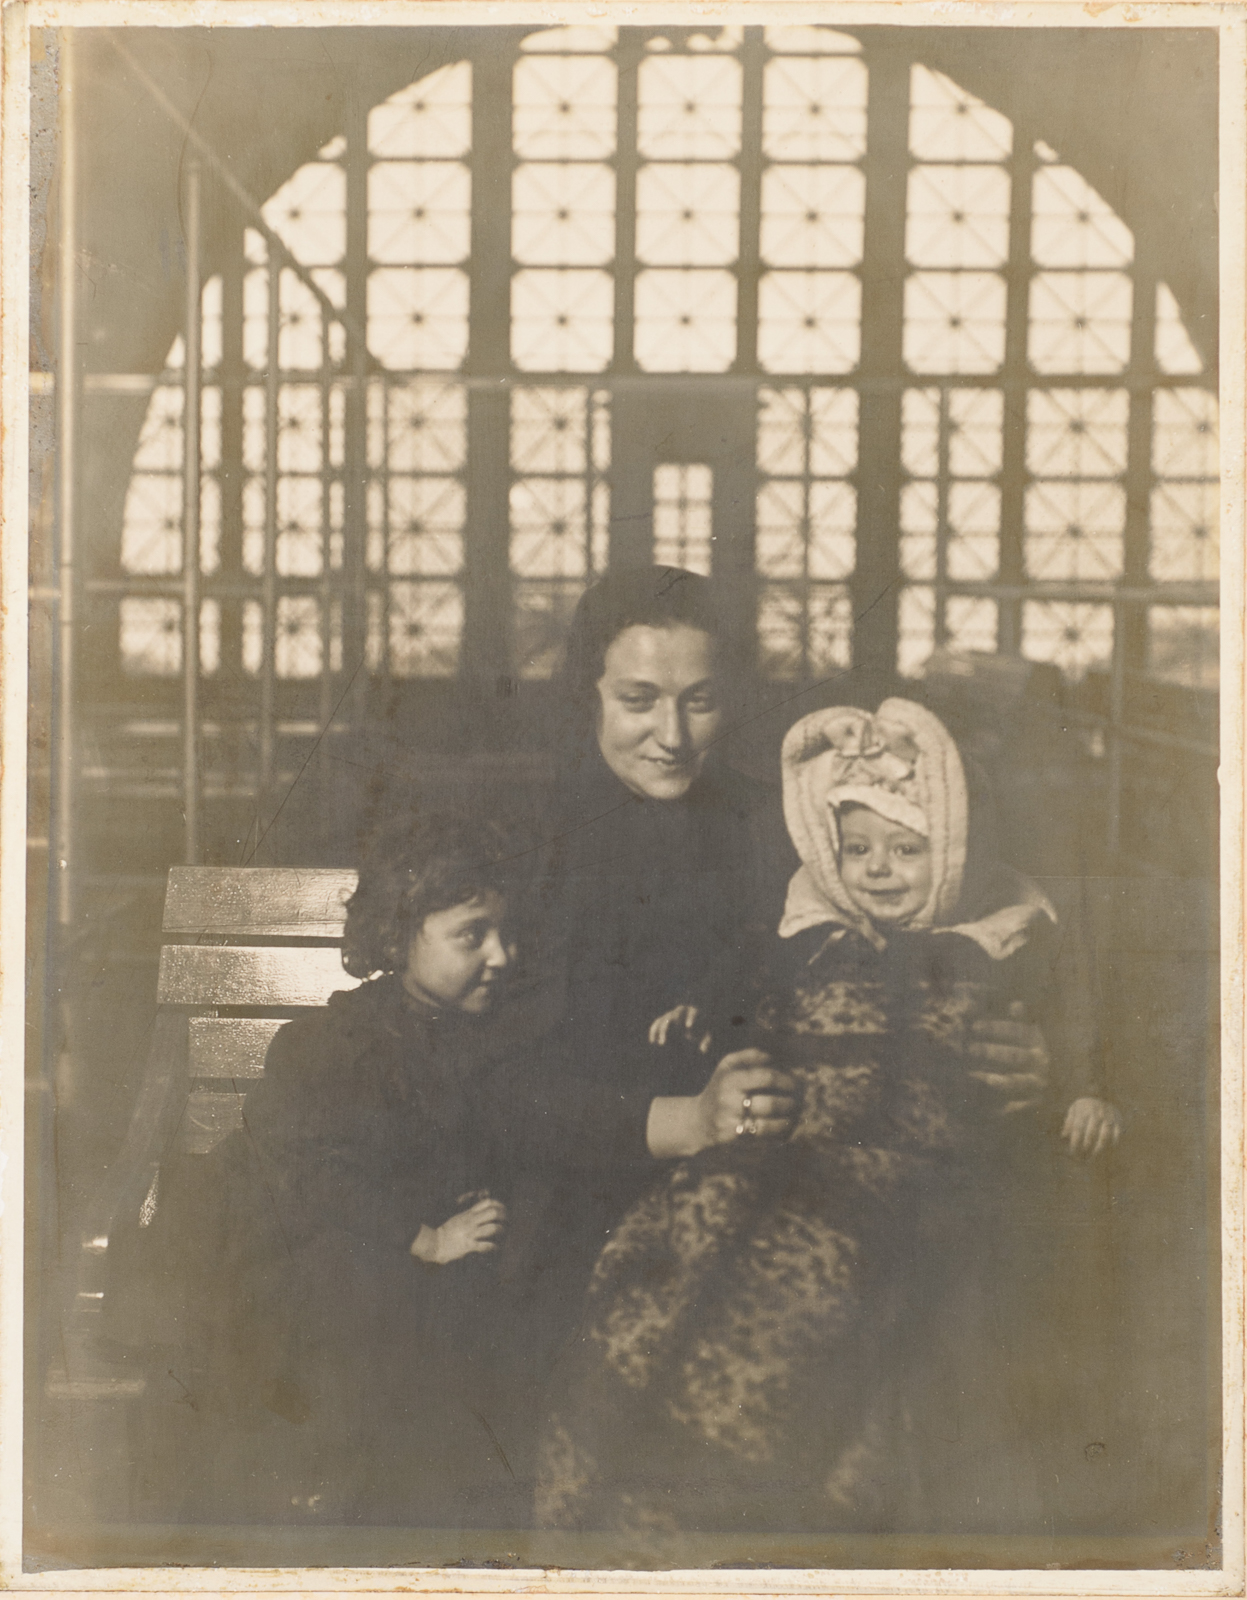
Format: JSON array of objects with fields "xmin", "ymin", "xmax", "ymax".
[
  {"xmin": 649, "ymin": 1004, "xmax": 712, "ymax": 1054},
  {"xmin": 1062, "ymin": 1097, "xmax": 1124, "ymax": 1159},
  {"xmin": 410, "ymin": 1196, "xmax": 508, "ymax": 1265}
]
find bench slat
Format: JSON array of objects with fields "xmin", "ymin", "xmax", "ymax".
[
  {"xmin": 163, "ymin": 866, "xmax": 357, "ymax": 938},
  {"xmin": 188, "ymin": 1016, "xmax": 288, "ymax": 1080},
  {"xmin": 157, "ymin": 945, "xmax": 360, "ymax": 1008}
]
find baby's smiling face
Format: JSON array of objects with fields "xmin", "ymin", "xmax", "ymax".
[{"xmin": 836, "ymin": 804, "xmax": 933, "ymax": 928}]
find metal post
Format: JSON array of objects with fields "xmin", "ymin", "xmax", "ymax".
[
  {"xmin": 259, "ymin": 249, "xmax": 280, "ymax": 801},
  {"xmin": 182, "ymin": 161, "xmax": 203, "ymax": 865},
  {"xmin": 1106, "ymin": 599, "xmax": 1127, "ymax": 862},
  {"xmin": 54, "ymin": 29, "xmax": 79, "ymax": 926}
]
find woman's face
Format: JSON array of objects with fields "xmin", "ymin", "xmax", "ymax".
[{"xmin": 595, "ymin": 624, "xmax": 723, "ymax": 801}]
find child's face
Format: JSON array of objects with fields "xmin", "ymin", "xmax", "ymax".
[
  {"xmin": 402, "ymin": 890, "xmax": 516, "ymax": 1014},
  {"xmin": 837, "ymin": 807, "xmax": 933, "ymax": 928}
]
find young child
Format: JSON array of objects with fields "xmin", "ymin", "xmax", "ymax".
[
  {"xmin": 194, "ymin": 812, "xmax": 531, "ymax": 1527},
  {"xmin": 537, "ymin": 699, "xmax": 1120, "ymax": 1536}
]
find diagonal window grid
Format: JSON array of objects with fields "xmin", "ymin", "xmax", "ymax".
[
  {"xmin": 756, "ymin": 386, "xmax": 857, "ymax": 678},
  {"xmin": 653, "ymin": 463, "xmax": 715, "ymax": 575},
  {"xmin": 510, "ymin": 387, "xmax": 610, "ymax": 678},
  {"xmin": 111, "ymin": 34, "xmax": 1218, "ymax": 703}
]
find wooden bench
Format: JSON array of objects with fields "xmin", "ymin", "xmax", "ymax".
[{"xmin": 61, "ymin": 866, "xmax": 361, "ymax": 1400}]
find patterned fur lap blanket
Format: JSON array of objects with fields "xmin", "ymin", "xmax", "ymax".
[{"xmin": 535, "ymin": 931, "xmax": 1014, "ymax": 1535}]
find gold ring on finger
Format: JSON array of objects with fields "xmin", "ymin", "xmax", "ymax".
[{"xmin": 742, "ymin": 1094, "xmax": 753, "ymax": 1114}]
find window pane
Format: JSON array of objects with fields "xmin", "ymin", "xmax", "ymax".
[
  {"xmin": 909, "ymin": 66, "xmax": 1011, "ymax": 161},
  {"xmin": 512, "ymin": 269, "xmax": 614, "ymax": 371},
  {"xmin": 1028, "ymin": 271, "xmax": 1132, "ymax": 373},
  {"xmin": 904, "ymin": 271, "xmax": 1006, "ymax": 373},
  {"xmin": 758, "ymin": 271, "xmax": 860, "ymax": 373},
  {"xmin": 514, "ymin": 56, "xmax": 617, "ymax": 160},
  {"xmin": 762, "ymin": 54, "xmax": 868, "ymax": 162},
  {"xmin": 1027, "ymin": 389, "xmax": 1129, "ymax": 477},
  {"xmin": 384, "ymin": 479, "xmax": 465, "ymax": 575},
  {"xmin": 367, "ymin": 268, "xmax": 469, "ymax": 371},
  {"xmin": 119, "ymin": 598, "xmax": 182, "ymax": 676},
  {"xmin": 1024, "ymin": 481, "xmax": 1126, "ymax": 581},
  {"xmin": 1031, "ymin": 166, "xmax": 1133, "ymax": 269},
  {"xmin": 1149, "ymin": 482, "xmax": 1219, "ymax": 582},
  {"xmin": 387, "ymin": 581, "xmax": 463, "ymax": 677},
  {"xmin": 757, "ymin": 582, "xmax": 852, "ymax": 679},
  {"xmin": 1155, "ymin": 282, "xmax": 1204, "ymax": 375},
  {"xmin": 513, "ymin": 163, "xmax": 615, "ymax": 266},
  {"xmin": 262, "ymin": 160, "xmax": 345, "ymax": 267},
  {"xmin": 511, "ymin": 478, "xmax": 592, "ymax": 578},
  {"xmin": 906, "ymin": 165, "xmax": 1010, "ymax": 269},
  {"xmin": 947, "ymin": 482, "xmax": 1000, "ymax": 579},
  {"xmin": 367, "ymin": 161, "xmax": 471, "ymax": 264},
  {"xmin": 653, "ymin": 464, "xmax": 714, "ymax": 574},
  {"xmin": 275, "ymin": 595, "xmax": 323, "ymax": 678},
  {"xmin": 368, "ymin": 379, "xmax": 467, "ymax": 473},
  {"xmin": 635, "ymin": 269, "xmax": 737, "ymax": 372},
  {"xmin": 945, "ymin": 596, "xmax": 998, "ymax": 656},
  {"xmin": 638, "ymin": 55, "xmax": 742, "ymax": 160},
  {"xmin": 1152, "ymin": 388, "xmax": 1219, "ymax": 478},
  {"xmin": 1021, "ymin": 600, "xmax": 1113, "ymax": 682},
  {"xmin": 368, "ymin": 62, "xmax": 472, "ymax": 158},
  {"xmin": 636, "ymin": 163, "xmax": 740, "ymax": 266},
  {"xmin": 760, "ymin": 165, "xmax": 865, "ymax": 268},
  {"xmin": 1148, "ymin": 607, "xmax": 1219, "ymax": 690},
  {"xmin": 897, "ymin": 585, "xmax": 936, "ymax": 677}
]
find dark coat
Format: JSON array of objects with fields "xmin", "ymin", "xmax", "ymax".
[
  {"xmin": 133, "ymin": 977, "xmax": 532, "ymax": 1527},
  {"xmin": 495, "ymin": 751, "xmax": 796, "ymax": 1364}
]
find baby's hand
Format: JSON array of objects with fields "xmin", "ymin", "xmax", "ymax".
[
  {"xmin": 411, "ymin": 1195, "xmax": 507, "ymax": 1265},
  {"xmin": 648, "ymin": 1004, "xmax": 713, "ymax": 1055},
  {"xmin": 1062, "ymin": 1097, "xmax": 1124, "ymax": 1159}
]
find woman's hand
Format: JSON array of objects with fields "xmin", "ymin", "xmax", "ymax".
[
  {"xmin": 1062, "ymin": 1097, "xmax": 1124, "ymax": 1159},
  {"xmin": 647, "ymin": 1052, "xmax": 800, "ymax": 1159},
  {"xmin": 965, "ymin": 1002, "xmax": 1050, "ymax": 1115},
  {"xmin": 410, "ymin": 1195, "xmax": 508, "ymax": 1265},
  {"xmin": 648, "ymin": 1004, "xmax": 713, "ymax": 1054},
  {"xmin": 695, "ymin": 1050, "xmax": 801, "ymax": 1148}
]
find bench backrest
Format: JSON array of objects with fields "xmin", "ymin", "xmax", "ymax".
[{"xmin": 159, "ymin": 866, "xmax": 360, "ymax": 1155}]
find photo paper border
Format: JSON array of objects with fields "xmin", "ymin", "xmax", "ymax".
[{"xmin": 0, "ymin": 3, "xmax": 1241, "ymax": 1593}]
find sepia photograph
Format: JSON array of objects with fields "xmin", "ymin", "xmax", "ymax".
[{"xmin": 2, "ymin": 1, "xmax": 1243, "ymax": 1586}]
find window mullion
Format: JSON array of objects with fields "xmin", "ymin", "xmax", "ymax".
[
  {"xmin": 1122, "ymin": 249, "xmax": 1158, "ymax": 668},
  {"xmin": 464, "ymin": 42, "xmax": 517, "ymax": 683},
  {"xmin": 734, "ymin": 27, "xmax": 765, "ymax": 375},
  {"xmin": 217, "ymin": 221, "xmax": 245, "ymax": 683},
  {"xmin": 935, "ymin": 385, "xmax": 950, "ymax": 647},
  {"xmin": 854, "ymin": 45, "xmax": 910, "ymax": 677},
  {"xmin": 612, "ymin": 33, "xmax": 641, "ymax": 374},
  {"xmin": 341, "ymin": 95, "xmax": 370, "ymax": 719},
  {"xmin": 996, "ymin": 123, "xmax": 1035, "ymax": 657}
]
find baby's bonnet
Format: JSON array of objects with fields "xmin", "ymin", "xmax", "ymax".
[{"xmin": 779, "ymin": 698, "xmax": 1055, "ymax": 958}]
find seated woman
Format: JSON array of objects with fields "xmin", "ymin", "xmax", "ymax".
[
  {"xmin": 502, "ymin": 569, "xmax": 1052, "ymax": 1397},
  {"xmin": 535, "ymin": 699, "xmax": 1119, "ymax": 1537},
  {"xmin": 155, "ymin": 812, "xmax": 536, "ymax": 1527}
]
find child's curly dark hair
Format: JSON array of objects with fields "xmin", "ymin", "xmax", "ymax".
[{"xmin": 342, "ymin": 811, "xmax": 519, "ymax": 980}]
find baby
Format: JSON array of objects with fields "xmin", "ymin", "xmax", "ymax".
[{"xmin": 653, "ymin": 699, "xmax": 1121, "ymax": 1156}]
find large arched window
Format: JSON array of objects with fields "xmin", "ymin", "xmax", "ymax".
[{"xmin": 114, "ymin": 24, "xmax": 1218, "ymax": 710}]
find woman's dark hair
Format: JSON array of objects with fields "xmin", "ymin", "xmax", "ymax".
[
  {"xmin": 341, "ymin": 811, "xmax": 517, "ymax": 979},
  {"xmin": 557, "ymin": 565, "xmax": 726, "ymax": 735}
]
